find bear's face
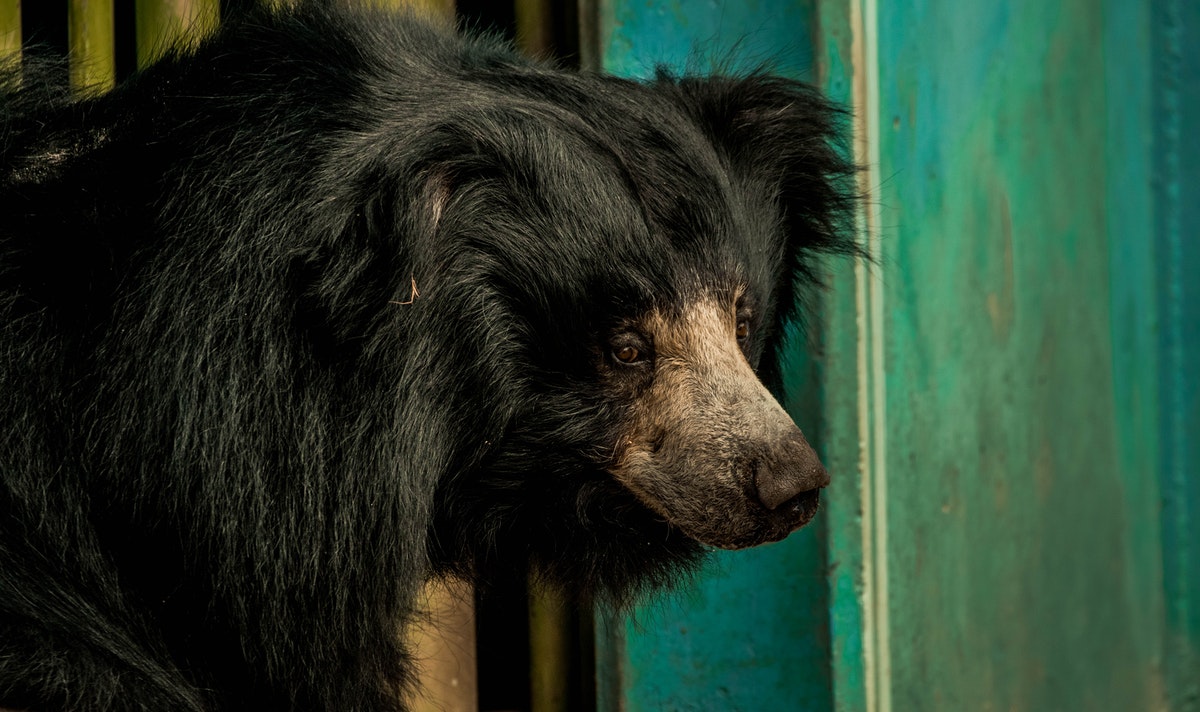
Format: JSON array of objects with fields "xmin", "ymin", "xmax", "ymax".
[
  {"xmin": 444, "ymin": 137, "xmax": 828, "ymax": 553},
  {"xmin": 419, "ymin": 72, "xmax": 854, "ymax": 591},
  {"xmin": 603, "ymin": 297, "xmax": 827, "ymax": 550}
]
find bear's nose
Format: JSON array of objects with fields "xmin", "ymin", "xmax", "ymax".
[{"xmin": 753, "ymin": 430, "xmax": 830, "ymax": 511}]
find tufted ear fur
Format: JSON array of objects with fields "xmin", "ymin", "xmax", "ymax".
[{"xmin": 660, "ymin": 73, "xmax": 863, "ymax": 388}]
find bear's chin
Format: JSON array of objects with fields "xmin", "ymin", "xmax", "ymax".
[{"xmin": 679, "ymin": 488, "xmax": 823, "ymax": 551}]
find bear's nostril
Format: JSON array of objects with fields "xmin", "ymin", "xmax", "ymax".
[
  {"xmin": 752, "ymin": 441, "xmax": 829, "ymax": 511},
  {"xmin": 753, "ymin": 427, "xmax": 830, "ymax": 511}
]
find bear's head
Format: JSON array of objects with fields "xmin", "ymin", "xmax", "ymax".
[{"xmin": 417, "ymin": 70, "xmax": 858, "ymax": 595}]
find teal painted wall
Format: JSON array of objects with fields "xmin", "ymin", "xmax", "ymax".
[
  {"xmin": 821, "ymin": 0, "xmax": 1200, "ymax": 710},
  {"xmin": 1151, "ymin": 2, "xmax": 1200, "ymax": 707},
  {"xmin": 876, "ymin": 1, "xmax": 1160, "ymax": 706},
  {"xmin": 593, "ymin": 0, "xmax": 815, "ymax": 79},
  {"xmin": 591, "ymin": 2, "xmax": 835, "ymax": 711}
]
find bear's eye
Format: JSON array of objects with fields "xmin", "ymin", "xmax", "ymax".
[
  {"xmin": 608, "ymin": 331, "xmax": 650, "ymax": 368},
  {"xmin": 614, "ymin": 345, "xmax": 642, "ymax": 364},
  {"xmin": 736, "ymin": 319, "xmax": 750, "ymax": 344}
]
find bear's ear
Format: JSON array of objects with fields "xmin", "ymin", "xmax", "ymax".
[
  {"xmin": 661, "ymin": 73, "xmax": 863, "ymax": 388},
  {"xmin": 664, "ymin": 72, "xmax": 862, "ymax": 272}
]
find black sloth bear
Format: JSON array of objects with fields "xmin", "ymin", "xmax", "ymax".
[{"xmin": 0, "ymin": 2, "xmax": 857, "ymax": 710}]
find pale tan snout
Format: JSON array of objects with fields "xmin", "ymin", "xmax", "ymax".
[
  {"xmin": 726, "ymin": 340, "xmax": 829, "ymax": 511},
  {"xmin": 609, "ymin": 299, "xmax": 830, "ymax": 549}
]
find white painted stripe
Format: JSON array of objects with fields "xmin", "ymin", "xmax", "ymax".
[
  {"xmin": 863, "ymin": 0, "xmax": 891, "ymax": 708},
  {"xmin": 853, "ymin": 216, "xmax": 875, "ymax": 712},
  {"xmin": 849, "ymin": 0, "xmax": 878, "ymax": 710},
  {"xmin": 851, "ymin": 0, "xmax": 889, "ymax": 710},
  {"xmin": 864, "ymin": 1, "xmax": 892, "ymax": 710}
]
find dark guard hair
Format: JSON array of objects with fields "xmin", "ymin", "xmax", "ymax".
[{"xmin": 0, "ymin": 3, "xmax": 858, "ymax": 711}]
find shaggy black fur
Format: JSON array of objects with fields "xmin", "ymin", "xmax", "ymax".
[{"xmin": 0, "ymin": 3, "xmax": 857, "ymax": 710}]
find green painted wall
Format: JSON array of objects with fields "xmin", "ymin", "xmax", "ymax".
[
  {"xmin": 1149, "ymin": 2, "xmax": 1200, "ymax": 707},
  {"xmin": 589, "ymin": 0, "xmax": 816, "ymax": 79},
  {"xmin": 822, "ymin": 0, "xmax": 1198, "ymax": 710}
]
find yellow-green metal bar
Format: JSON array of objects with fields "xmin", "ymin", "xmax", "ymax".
[
  {"xmin": 529, "ymin": 588, "xmax": 570, "ymax": 712},
  {"xmin": 343, "ymin": 1, "xmax": 465, "ymax": 708},
  {"xmin": 517, "ymin": 2, "xmax": 571, "ymax": 708},
  {"xmin": 515, "ymin": 0, "xmax": 552, "ymax": 57},
  {"xmin": 0, "ymin": 0, "xmax": 19, "ymax": 65},
  {"xmin": 516, "ymin": 0, "xmax": 573, "ymax": 702},
  {"xmin": 356, "ymin": 5, "xmax": 469, "ymax": 709},
  {"xmin": 69, "ymin": 0, "xmax": 116, "ymax": 93},
  {"xmin": 384, "ymin": 5, "xmax": 471, "ymax": 710},
  {"xmin": 135, "ymin": 0, "xmax": 219, "ymax": 68},
  {"xmin": 406, "ymin": 578, "xmax": 478, "ymax": 712},
  {"xmin": 356, "ymin": 0, "xmax": 470, "ymax": 706},
  {"xmin": 360, "ymin": 0, "xmax": 454, "ymax": 21},
  {"xmin": 515, "ymin": 0, "xmax": 573, "ymax": 705}
]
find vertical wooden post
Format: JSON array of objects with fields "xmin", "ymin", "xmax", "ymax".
[
  {"xmin": 814, "ymin": 2, "xmax": 872, "ymax": 710},
  {"xmin": 407, "ymin": 577, "xmax": 478, "ymax": 712},
  {"xmin": 528, "ymin": 587, "xmax": 570, "ymax": 712},
  {"xmin": 513, "ymin": 0, "xmax": 577, "ymax": 702},
  {"xmin": 135, "ymin": 0, "xmax": 218, "ymax": 68},
  {"xmin": 515, "ymin": 0, "xmax": 552, "ymax": 58},
  {"xmin": 355, "ymin": 3, "xmax": 471, "ymax": 709},
  {"xmin": 358, "ymin": 4, "xmax": 475, "ymax": 711},
  {"xmin": 366, "ymin": 0, "xmax": 455, "ymax": 22},
  {"xmin": 0, "ymin": 0, "xmax": 19, "ymax": 64},
  {"xmin": 69, "ymin": 0, "xmax": 116, "ymax": 92}
]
